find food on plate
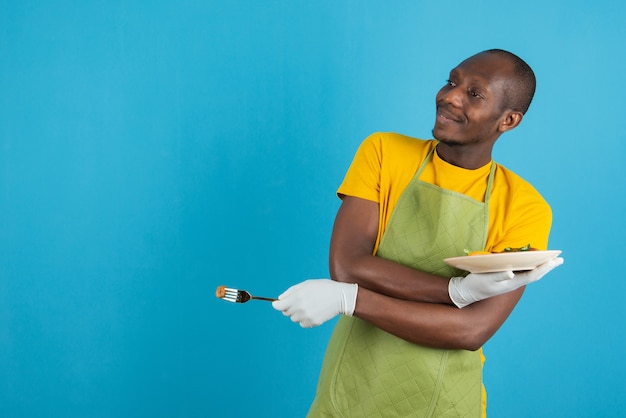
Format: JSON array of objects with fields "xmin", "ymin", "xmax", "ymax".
[
  {"xmin": 502, "ymin": 244, "xmax": 537, "ymax": 252},
  {"xmin": 215, "ymin": 285, "xmax": 227, "ymax": 299},
  {"xmin": 467, "ymin": 251, "xmax": 491, "ymax": 256},
  {"xmin": 465, "ymin": 244, "xmax": 537, "ymax": 256}
]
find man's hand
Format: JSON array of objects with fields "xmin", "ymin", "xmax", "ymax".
[
  {"xmin": 272, "ymin": 279, "xmax": 358, "ymax": 328},
  {"xmin": 448, "ymin": 257, "xmax": 564, "ymax": 308}
]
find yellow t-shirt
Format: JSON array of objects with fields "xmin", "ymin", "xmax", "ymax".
[{"xmin": 337, "ymin": 132, "xmax": 552, "ymax": 254}]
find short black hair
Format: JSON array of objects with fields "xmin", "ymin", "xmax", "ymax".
[{"xmin": 484, "ymin": 49, "xmax": 536, "ymax": 114}]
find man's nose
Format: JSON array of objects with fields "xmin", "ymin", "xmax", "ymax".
[{"xmin": 440, "ymin": 87, "xmax": 463, "ymax": 107}]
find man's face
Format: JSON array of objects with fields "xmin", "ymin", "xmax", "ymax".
[{"xmin": 432, "ymin": 53, "xmax": 514, "ymax": 146}]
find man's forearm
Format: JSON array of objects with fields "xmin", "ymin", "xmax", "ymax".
[
  {"xmin": 330, "ymin": 250, "xmax": 454, "ymax": 304},
  {"xmin": 353, "ymin": 286, "xmax": 524, "ymax": 350}
]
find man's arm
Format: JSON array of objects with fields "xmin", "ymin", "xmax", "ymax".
[
  {"xmin": 273, "ymin": 195, "xmax": 561, "ymax": 344},
  {"xmin": 330, "ymin": 195, "xmax": 523, "ymax": 350},
  {"xmin": 355, "ymin": 286, "xmax": 523, "ymax": 350},
  {"xmin": 330, "ymin": 195, "xmax": 454, "ymax": 304}
]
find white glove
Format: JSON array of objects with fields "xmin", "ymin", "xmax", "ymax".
[
  {"xmin": 272, "ymin": 279, "xmax": 358, "ymax": 328},
  {"xmin": 449, "ymin": 257, "xmax": 564, "ymax": 308}
]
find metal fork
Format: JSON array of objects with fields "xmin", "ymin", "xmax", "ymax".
[{"xmin": 216, "ymin": 286, "xmax": 277, "ymax": 303}]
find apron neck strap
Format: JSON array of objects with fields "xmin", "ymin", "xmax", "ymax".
[{"xmin": 418, "ymin": 146, "xmax": 496, "ymax": 203}]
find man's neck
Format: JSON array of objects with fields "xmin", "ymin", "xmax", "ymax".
[{"xmin": 435, "ymin": 141, "xmax": 495, "ymax": 169}]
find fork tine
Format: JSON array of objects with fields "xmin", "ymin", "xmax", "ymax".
[
  {"xmin": 216, "ymin": 285, "xmax": 273, "ymax": 304},
  {"xmin": 222, "ymin": 287, "xmax": 247, "ymax": 303}
]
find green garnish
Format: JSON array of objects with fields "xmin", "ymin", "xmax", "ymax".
[{"xmin": 502, "ymin": 244, "xmax": 531, "ymax": 252}]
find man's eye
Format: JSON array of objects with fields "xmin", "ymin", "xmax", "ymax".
[
  {"xmin": 446, "ymin": 79, "xmax": 456, "ymax": 87},
  {"xmin": 469, "ymin": 90, "xmax": 482, "ymax": 99}
]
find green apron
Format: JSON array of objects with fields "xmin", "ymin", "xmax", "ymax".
[{"xmin": 308, "ymin": 148, "xmax": 495, "ymax": 417}]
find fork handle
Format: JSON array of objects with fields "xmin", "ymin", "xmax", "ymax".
[{"xmin": 251, "ymin": 296, "xmax": 277, "ymax": 302}]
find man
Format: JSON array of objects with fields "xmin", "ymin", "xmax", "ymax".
[{"xmin": 273, "ymin": 49, "xmax": 564, "ymax": 417}]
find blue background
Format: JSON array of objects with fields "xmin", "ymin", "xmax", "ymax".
[{"xmin": 1, "ymin": 1, "xmax": 624, "ymax": 417}]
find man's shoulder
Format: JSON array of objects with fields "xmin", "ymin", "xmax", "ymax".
[
  {"xmin": 495, "ymin": 163, "xmax": 536, "ymax": 186},
  {"xmin": 364, "ymin": 132, "xmax": 435, "ymax": 154},
  {"xmin": 494, "ymin": 163, "xmax": 549, "ymax": 205}
]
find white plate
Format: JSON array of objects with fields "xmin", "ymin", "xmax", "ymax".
[{"xmin": 444, "ymin": 250, "xmax": 562, "ymax": 273}]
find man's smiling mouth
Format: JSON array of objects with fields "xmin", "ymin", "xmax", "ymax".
[{"xmin": 437, "ymin": 107, "xmax": 463, "ymax": 123}]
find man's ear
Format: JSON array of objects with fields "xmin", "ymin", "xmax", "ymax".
[{"xmin": 498, "ymin": 111, "xmax": 523, "ymax": 133}]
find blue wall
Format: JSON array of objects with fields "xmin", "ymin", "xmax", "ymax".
[{"xmin": 1, "ymin": 1, "xmax": 624, "ymax": 417}]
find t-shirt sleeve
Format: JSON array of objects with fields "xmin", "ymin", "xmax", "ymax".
[
  {"xmin": 336, "ymin": 133, "xmax": 383, "ymax": 202},
  {"xmin": 488, "ymin": 173, "xmax": 553, "ymax": 252},
  {"xmin": 501, "ymin": 194, "xmax": 552, "ymax": 251}
]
